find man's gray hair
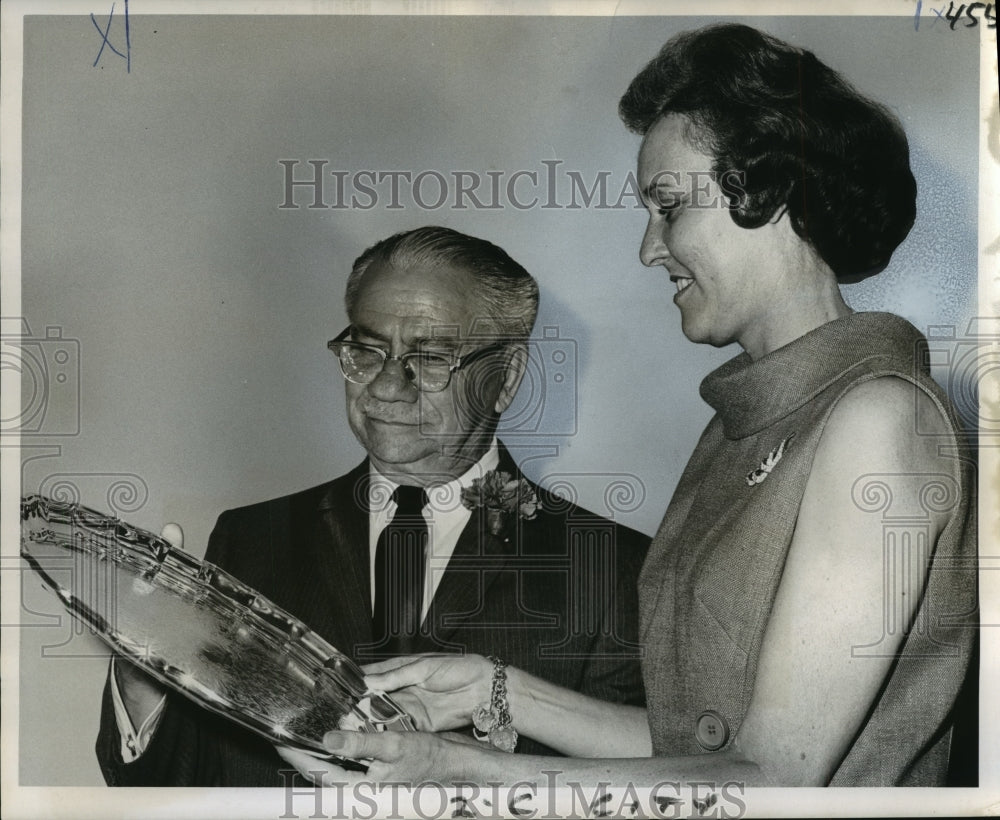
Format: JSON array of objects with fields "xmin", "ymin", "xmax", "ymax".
[{"xmin": 344, "ymin": 226, "xmax": 539, "ymax": 341}]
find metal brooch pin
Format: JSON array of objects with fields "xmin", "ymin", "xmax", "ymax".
[{"xmin": 745, "ymin": 433, "xmax": 795, "ymax": 486}]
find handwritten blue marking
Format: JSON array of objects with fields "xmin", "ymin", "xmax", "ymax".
[
  {"xmin": 125, "ymin": 0, "xmax": 131, "ymax": 72},
  {"xmin": 915, "ymin": 0, "xmax": 923, "ymax": 29},
  {"xmin": 91, "ymin": 0, "xmax": 130, "ymax": 72}
]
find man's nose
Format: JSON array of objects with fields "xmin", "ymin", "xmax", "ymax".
[{"xmin": 366, "ymin": 359, "xmax": 419, "ymax": 402}]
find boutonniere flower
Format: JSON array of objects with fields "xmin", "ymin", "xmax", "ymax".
[
  {"xmin": 461, "ymin": 470, "xmax": 540, "ymax": 535},
  {"xmin": 745, "ymin": 434, "xmax": 795, "ymax": 486}
]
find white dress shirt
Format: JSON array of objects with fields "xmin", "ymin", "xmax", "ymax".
[
  {"xmin": 110, "ymin": 657, "xmax": 167, "ymax": 762},
  {"xmin": 112, "ymin": 440, "xmax": 502, "ymax": 760},
  {"xmin": 367, "ymin": 441, "xmax": 500, "ymax": 622}
]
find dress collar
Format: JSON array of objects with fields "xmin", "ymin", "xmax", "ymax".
[{"xmin": 699, "ymin": 312, "xmax": 924, "ymax": 440}]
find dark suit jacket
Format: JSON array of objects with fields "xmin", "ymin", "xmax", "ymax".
[{"xmin": 97, "ymin": 444, "xmax": 649, "ymax": 786}]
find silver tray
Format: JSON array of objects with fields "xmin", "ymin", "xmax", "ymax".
[{"xmin": 20, "ymin": 493, "xmax": 414, "ymax": 758}]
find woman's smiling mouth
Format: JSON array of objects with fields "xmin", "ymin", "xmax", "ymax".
[{"xmin": 672, "ymin": 275, "xmax": 694, "ymax": 295}]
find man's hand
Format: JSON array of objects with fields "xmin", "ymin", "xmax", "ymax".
[
  {"xmin": 362, "ymin": 654, "xmax": 493, "ymax": 733},
  {"xmin": 160, "ymin": 523, "xmax": 184, "ymax": 551}
]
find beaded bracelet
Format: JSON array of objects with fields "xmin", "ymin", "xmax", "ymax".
[{"xmin": 471, "ymin": 656, "xmax": 518, "ymax": 752}]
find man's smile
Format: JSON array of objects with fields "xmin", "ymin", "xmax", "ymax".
[{"xmin": 366, "ymin": 416, "xmax": 419, "ymax": 427}]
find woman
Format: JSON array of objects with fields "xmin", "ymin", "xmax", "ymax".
[{"xmin": 280, "ymin": 23, "xmax": 976, "ymax": 788}]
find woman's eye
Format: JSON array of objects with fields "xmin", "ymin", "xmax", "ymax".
[
  {"xmin": 659, "ymin": 202, "xmax": 681, "ymax": 221},
  {"xmin": 651, "ymin": 192, "xmax": 685, "ymax": 221}
]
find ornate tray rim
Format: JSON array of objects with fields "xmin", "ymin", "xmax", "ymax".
[{"xmin": 20, "ymin": 493, "xmax": 414, "ymax": 758}]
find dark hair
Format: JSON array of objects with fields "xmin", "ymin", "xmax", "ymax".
[
  {"xmin": 345, "ymin": 226, "xmax": 539, "ymax": 339},
  {"xmin": 619, "ymin": 23, "xmax": 916, "ymax": 282}
]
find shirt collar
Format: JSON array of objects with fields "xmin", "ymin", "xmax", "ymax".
[{"xmin": 368, "ymin": 440, "xmax": 501, "ymax": 514}]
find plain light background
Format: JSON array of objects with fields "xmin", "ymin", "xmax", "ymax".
[{"xmin": 15, "ymin": 13, "xmax": 980, "ymax": 785}]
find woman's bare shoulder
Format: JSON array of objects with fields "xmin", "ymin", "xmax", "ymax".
[{"xmin": 820, "ymin": 374, "xmax": 956, "ymax": 472}]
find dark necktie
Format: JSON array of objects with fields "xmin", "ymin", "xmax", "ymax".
[{"xmin": 372, "ymin": 485, "xmax": 428, "ymax": 656}]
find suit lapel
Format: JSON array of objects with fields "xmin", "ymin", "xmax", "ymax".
[
  {"xmin": 314, "ymin": 461, "xmax": 374, "ymax": 650},
  {"xmin": 422, "ymin": 505, "xmax": 512, "ymax": 649},
  {"xmin": 421, "ymin": 443, "xmax": 521, "ymax": 650},
  {"xmin": 314, "ymin": 446, "xmax": 529, "ymax": 653}
]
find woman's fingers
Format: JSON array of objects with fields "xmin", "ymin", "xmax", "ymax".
[
  {"xmin": 274, "ymin": 745, "xmax": 365, "ymax": 786},
  {"xmin": 367, "ymin": 654, "xmax": 490, "ymax": 696},
  {"xmin": 361, "ymin": 655, "xmax": 422, "ymax": 676},
  {"xmin": 364, "ymin": 657, "xmax": 435, "ymax": 693},
  {"xmin": 384, "ymin": 690, "xmax": 433, "ymax": 730},
  {"xmin": 322, "ymin": 730, "xmax": 410, "ymax": 780},
  {"xmin": 440, "ymin": 730, "xmax": 489, "ymax": 748},
  {"xmin": 320, "ymin": 730, "xmax": 476, "ymax": 784}
]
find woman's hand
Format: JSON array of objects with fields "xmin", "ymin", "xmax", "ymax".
[
  {"xmin": 275, "ymin": 745, "xmax": 364, "ymax": 787},
  {"xmin": 363, "ymin": 654, "xmax": 493, "ymax": 733},
  {"xmin": 276, "ymin": 731, "xmax": 497, "ymax": 786},
  {"xmin": 327, "ymin": 730, "xmax": 496, "ymax": 784},
  {"xmin": 365, "ymin": 654, "xmax": 652, "ymax": 759}
]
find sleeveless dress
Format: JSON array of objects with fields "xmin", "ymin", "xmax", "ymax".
[{"xmin": 638, "ymin": 311, "xmax": 977, "ymax": 786}]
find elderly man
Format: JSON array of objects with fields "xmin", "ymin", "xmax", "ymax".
[{"xmin": 96, "ymin": 226, "xmax": 649, "ymax": 786}]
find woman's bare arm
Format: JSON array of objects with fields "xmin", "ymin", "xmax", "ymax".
[{"xmin": 288, "ymin": 377, "xmax": 959, "ymax": 787}]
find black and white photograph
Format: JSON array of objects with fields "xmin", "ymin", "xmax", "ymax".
[{"xmin": 1, "ymin": 1, "xmax": 997, "ymax": 817}]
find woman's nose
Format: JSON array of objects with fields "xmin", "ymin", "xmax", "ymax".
[{"xmin": 640, "ymin": 217, "xmax": 669, "ymax": 267}]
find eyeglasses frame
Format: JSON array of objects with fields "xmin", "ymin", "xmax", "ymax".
[{"xmin": 326, "ymin": 326, "xmax": 510, "ymax": 393}]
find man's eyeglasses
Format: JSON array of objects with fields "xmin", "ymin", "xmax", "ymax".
[{"xmin": 327, "ymin": 327, "xmax": 508, "ymax": 393}]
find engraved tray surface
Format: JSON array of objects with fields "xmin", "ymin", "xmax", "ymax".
[{"xmin": 20, "ymin": 494, "xmax": 414, "ymax": 757}]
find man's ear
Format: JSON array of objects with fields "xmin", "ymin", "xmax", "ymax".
[{"xmin": 494, "ymin": 343, "xmax": 528, "ymax": 415}]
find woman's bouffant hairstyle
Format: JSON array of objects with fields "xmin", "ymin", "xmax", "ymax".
[{"xmin": 619, "ymin": 24, "xmax": 916, "ymax": 282}]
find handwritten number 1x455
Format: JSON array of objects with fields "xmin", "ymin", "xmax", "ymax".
[
  {"xmin": 92, "ymin": 0, "xmax": 131, "ymax": 72},
  {"xmin": 916, "ymin": 1, "xmax": 997, "ymax": 29}
]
